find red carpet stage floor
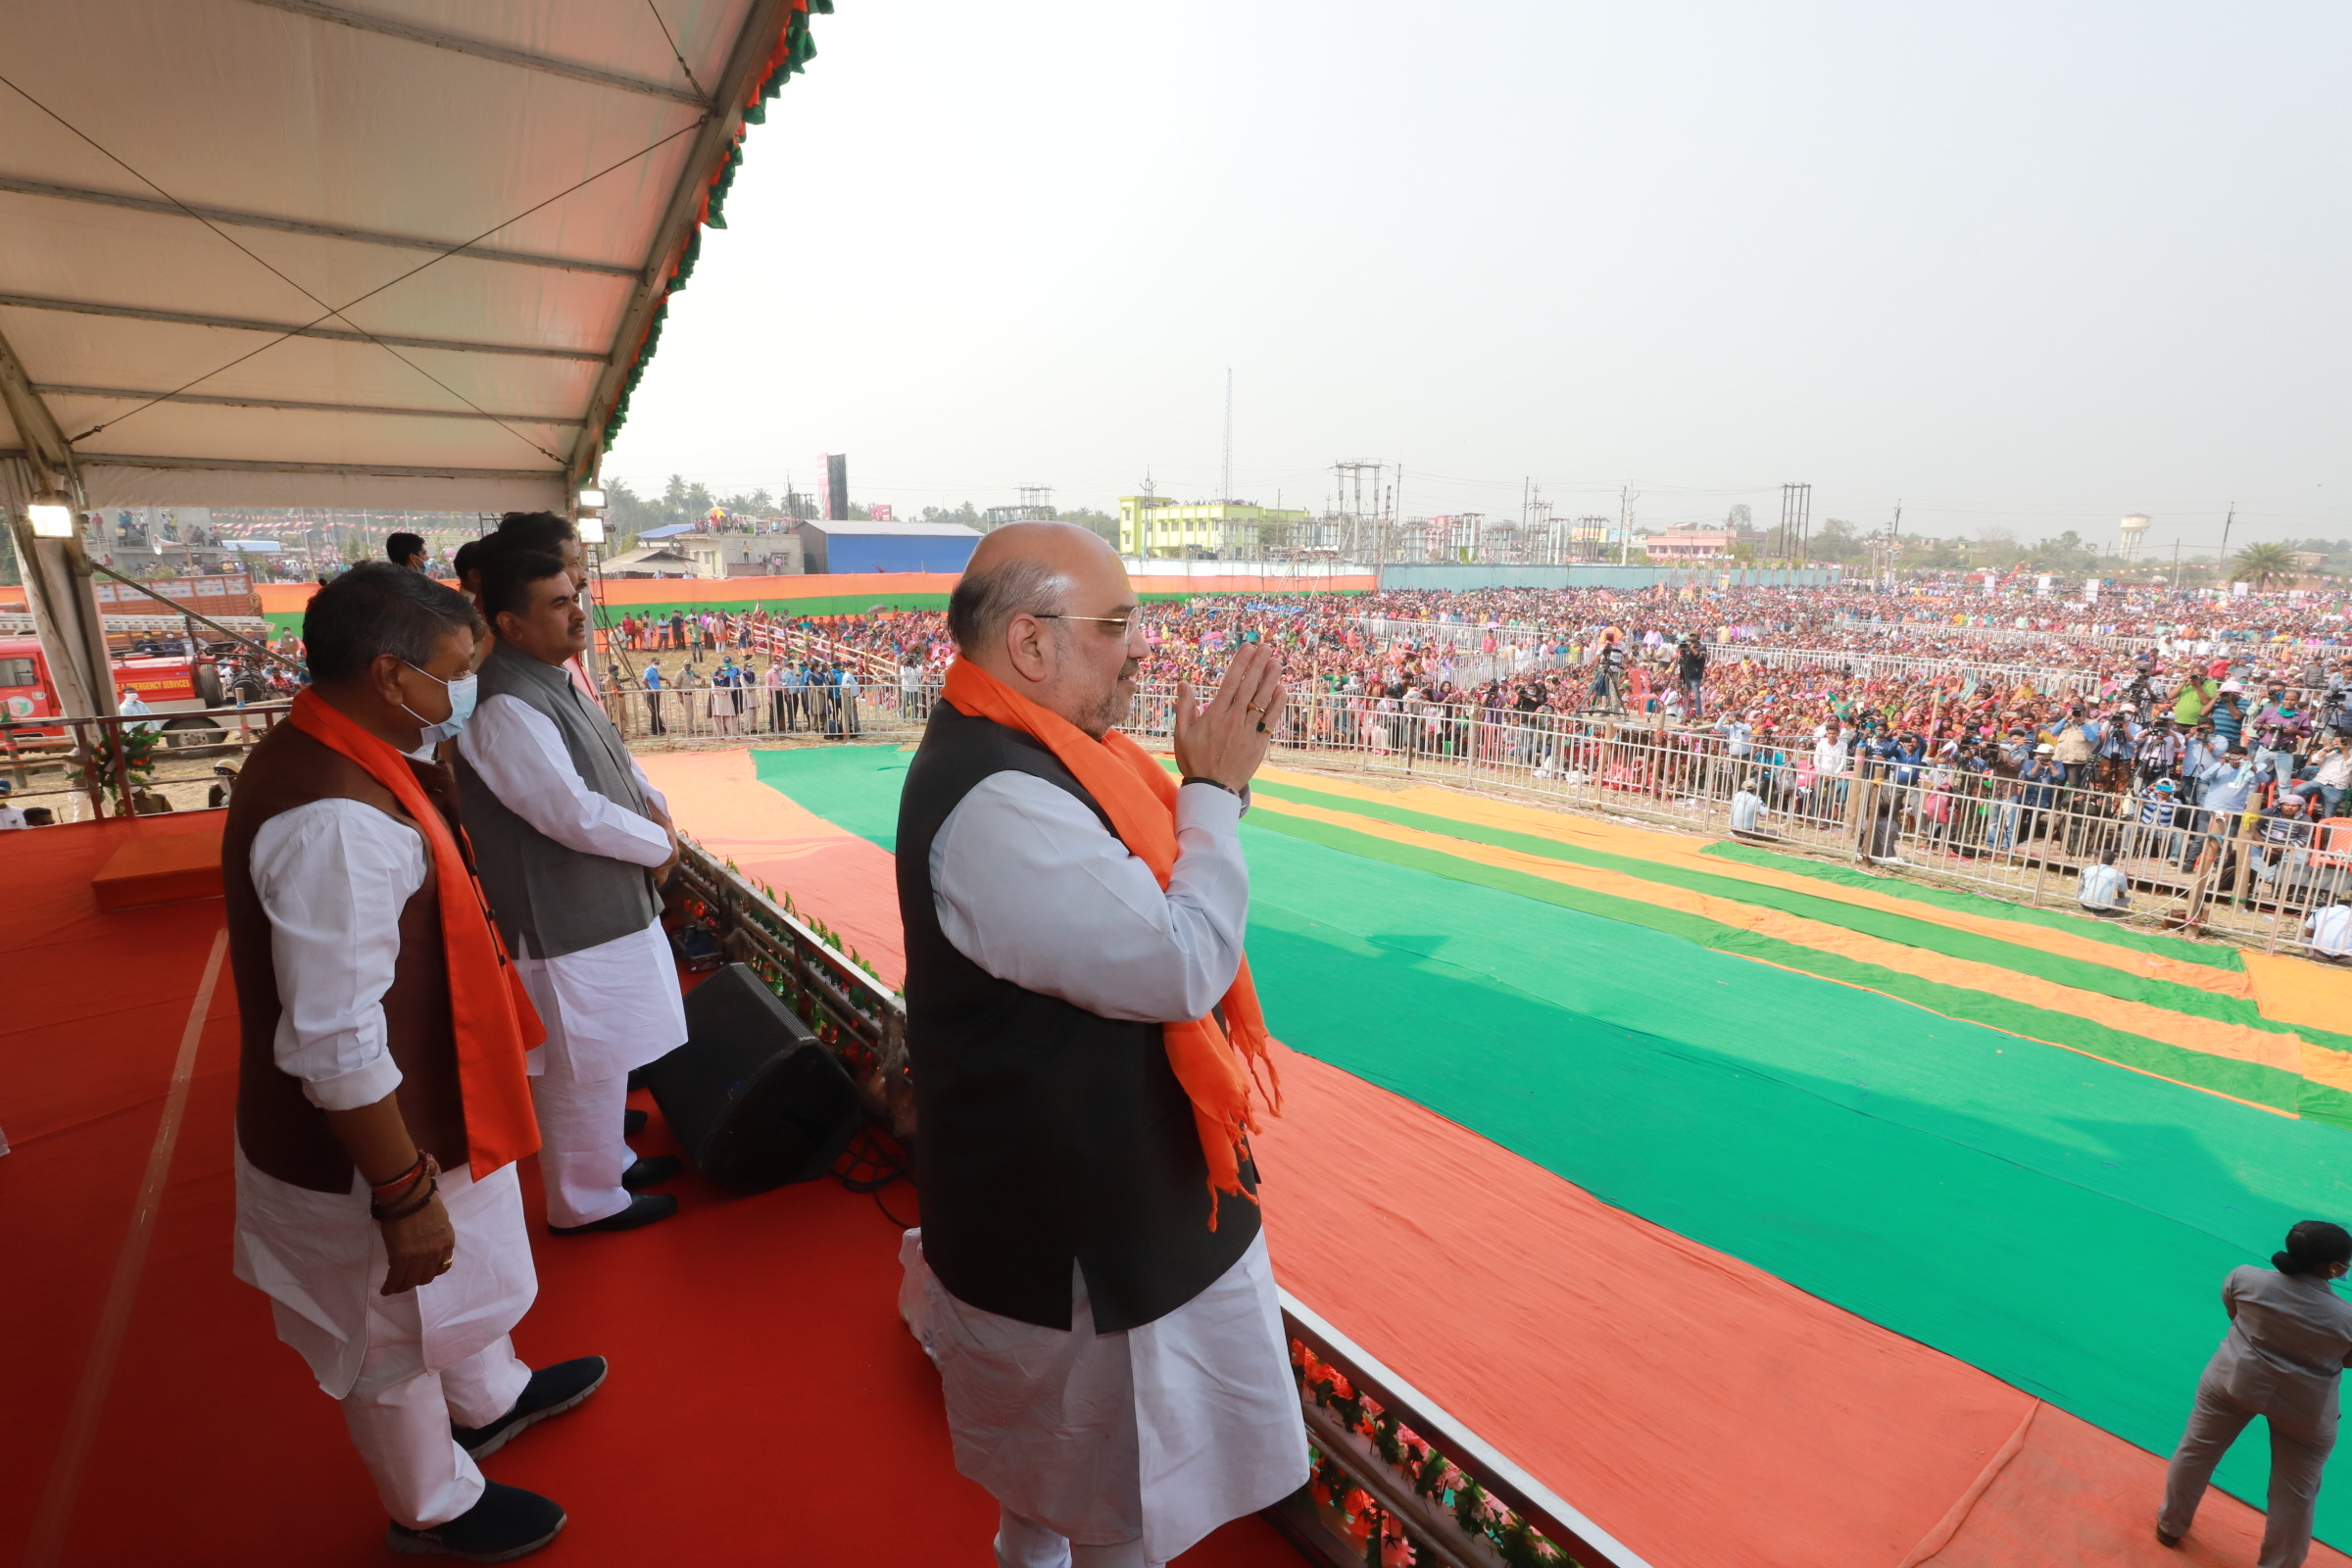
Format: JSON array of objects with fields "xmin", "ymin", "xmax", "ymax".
[
  {"xmin": 640, "ymin": 745, "xmax": 2352, "ymax": 1568},
  {"xmin": 0, "ymin": 815, "xmax": 1301, "ymax": 1567}
]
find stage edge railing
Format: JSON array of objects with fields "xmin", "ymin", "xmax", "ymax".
[
  {"xmin": 673, "ymin": 835, "xmax": 1640, "ymax": 1568},
  {"xmin": 671, "ymin": 835, "xmax": 911, "ymax": 1137}
]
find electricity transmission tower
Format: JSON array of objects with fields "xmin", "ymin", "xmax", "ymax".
[{"xmin": 1331, "ymin": 461, "xmax": 1386, "ymax": 564}]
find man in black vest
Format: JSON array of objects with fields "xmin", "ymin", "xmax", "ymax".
[{"xmin": 897, "ymin": 523, "xmax": 1305, "ymax": 1568}]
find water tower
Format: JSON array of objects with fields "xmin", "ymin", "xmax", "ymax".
[{"xmin": 2118, "ymin": 513, "xmax": 2151, "ymax": 567}]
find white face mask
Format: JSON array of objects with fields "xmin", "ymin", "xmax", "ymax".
[{"xmin": 401, "ymin": 663, "xmax": 478, "ymax": 745}]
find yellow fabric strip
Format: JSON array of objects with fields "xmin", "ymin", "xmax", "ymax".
[
  {"xmin": 1253, "ymin": 765, "xmax": 2255, "ymax": 1002},
  {"xmin": 1249, "ymin": 792, "xmax": 2306, "ymax": 1079}
]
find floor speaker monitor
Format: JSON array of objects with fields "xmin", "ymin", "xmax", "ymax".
[{"xmin": 644, "ymin": 963, "xmax": 861, "ymax": 1194}]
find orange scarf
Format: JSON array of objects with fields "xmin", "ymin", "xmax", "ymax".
[
  {"xmin": 942, "ymin": 660, "xmax": 1281, "ymax": 1223},
  {"xmin": 289, "ymin": 691, "xmax": 544, "ymax": 1179}
]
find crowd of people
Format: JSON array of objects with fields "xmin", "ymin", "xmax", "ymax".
[
  {"xmin": 664, "ymin": 583, "xmax": 2351, "ymax": 949},
  {"xmin": 701, "ymin": 584, "xmax": 2347, "ymax": 786},
  {"xmin": 31, "ymin": 516, "xmax": 2352, "ymax": 1561},
  {"xmin": 618, "ymin": 650, "xmax": 867, "ymax": 740}
]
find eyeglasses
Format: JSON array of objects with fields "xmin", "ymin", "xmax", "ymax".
[{"xmin": 1032, "ymin": 612, "xmax": 1134, "ymax": 633}]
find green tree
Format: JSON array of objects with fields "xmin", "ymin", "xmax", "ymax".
[
  {"xmin": 717, "ymin": 487, "xmax": 775, "ymax": 515},
  {"xmin": 605, "ymin": 478, "xmax": 668, "ymax": 545},
  {"xmin": 1810, "ymin": 517, "xmax": 1865, "ymax": 563},
  {"xmin": 1059, "ymin": 508, "xmax": 1119, "ymax": 546},
  {"xmin": 1975, "ymin": 528, "xmax": 2025, "ymax": 566},
  {"xmin": 2230, "ymin": 540, "xmax": 2300, "ymax": 589},
  {"xmin": 2025, "ymin": 530, "xmax": 2099, "ymax": 573},
  {"xmin": 665, "ymin": 475, "xmax": 715, "ymax": 520}
]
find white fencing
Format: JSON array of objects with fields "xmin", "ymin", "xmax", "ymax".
[
  {"xmin": 610, "ymin": 675, "xmax": 2350, "ymax": 959},
  {"xmin": 1700, "ymin": 643, "xmax": 2098, "ymax": 695}
]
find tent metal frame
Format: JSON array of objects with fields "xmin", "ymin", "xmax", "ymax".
[{"xmin": 0, "ymin": 174, "xmax": 641, "ymax": 279}]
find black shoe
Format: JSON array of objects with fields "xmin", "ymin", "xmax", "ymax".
[
  {"xmin": 620, "ymin": 1154, "xmax": 681, "ymax": 1191},
  {"xmin": 622, "ymin": 1107, "xmax": 649, "ymax": 1138},
  {"xmin": 386, "ymin": 1482, "xmax": 564, "ymax": 1563},
  {"xmin": 2156, "ymin": 1523, "xmax": 2183, "ymax": 1548},
  {"xmin": 547, "ymin": 1193, "xmax": 678, "ymax": 1235},
  {"xmin": 452, "ymin": 1356, "xmax": 610, "ymax": 1458}
]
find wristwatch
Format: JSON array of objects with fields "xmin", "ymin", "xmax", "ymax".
[{"xmin": 1181, "ymin": 775, "xmax": 1241, "ymax": 796}]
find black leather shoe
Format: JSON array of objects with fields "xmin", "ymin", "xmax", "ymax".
[
  {"xmin": 548, "ymin": 1193, "xmax": 678, "ymax": 1235},
  {"xmin": 622, "ymin": 1107, "xmax": 649, "ymax": 1138},
  {"xmin": 621, "ymin": 1154, "xmax": 681, "ymax": 1190},
  {"xmin": 452, "ymin": 1356, "xmax": 609, "ymax": 1458},
  {"xmin": 2156, "ymin": 1524, "xmax": 2183, "ymax": 1548},
  {"xmin": 386, "ymin": 1482, "xmax": 564, "ymax": 1562}
]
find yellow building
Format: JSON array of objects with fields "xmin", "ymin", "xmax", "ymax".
[{"xmin": 1118, "ymin": 496, "xmax": 1312, "ymax": 559}]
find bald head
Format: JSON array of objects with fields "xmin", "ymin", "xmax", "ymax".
[
  {"xmin": 950, "ymin": 521, "xmax": 1144, "ymax": 737},
  {"xmin": 950, "ymin": 522, "xmax": 1120, "ymax": 656}
]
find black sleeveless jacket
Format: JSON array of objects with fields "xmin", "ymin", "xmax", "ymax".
[{"xmin": 897, "ymin": 701, "xmax": 1260, "ymax": 1332}]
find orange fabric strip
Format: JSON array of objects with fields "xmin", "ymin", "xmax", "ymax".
[
  {"xmin": 288, "ymin": 691, "xmax": 543, "ymax": 1178},
  {"xmin": 940, "ymin": 660, "xmax": 1279, "ymax": 1218}
]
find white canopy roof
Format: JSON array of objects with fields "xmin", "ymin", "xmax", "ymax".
[{"xmin": 0, "ymin": 0, "xmax": 816, "ymax": 512}]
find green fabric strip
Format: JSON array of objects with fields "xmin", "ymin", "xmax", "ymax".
[
  {"xmin": 1245, "ymin": 807, "xmax": 2303, "ymax": 1111},
  {"xmin": 1246, "ymin": 776, "xmax": 2352, "ymax": 1056},
  {"xmin": 1701, "ymin": 839, "xmax": 2244, "ymax": 971},
  {"xmin": 751, "ymin": 744, "xmax": 910, "ymax": 852},
  {"xmin": 1233, "ymin": 823, "xmax": 2352, "ymax": 1543}
]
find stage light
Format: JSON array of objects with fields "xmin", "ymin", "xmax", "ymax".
[
  {"xmin": 576, "ymin": 517, "xmax": 607, "ymax": 544},
  {"xmin": 27, "ymin": 503, "xmax": 74, "ymax": 538},
  {"xmin": 577, "ymin": 487, "xmax": 606, "ymax": 510}
]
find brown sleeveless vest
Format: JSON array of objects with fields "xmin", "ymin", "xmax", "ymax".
[{"xmin": 223, "ymin": 722, "xmax": 470, "ymax": 1193}]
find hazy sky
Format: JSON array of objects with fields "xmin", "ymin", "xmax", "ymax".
[{"xmin": 603, "ymin": 0, "xmax": 2350, "ymax": 556}]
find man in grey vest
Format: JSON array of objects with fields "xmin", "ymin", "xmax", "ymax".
[{"xmin": 456, "ymin": 549, "xmax": 686, "ymax": 1234}]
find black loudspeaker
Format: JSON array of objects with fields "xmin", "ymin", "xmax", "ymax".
[{"xmin": 642, "ymin": 963, "xmax": 862, "ymax": 1194}]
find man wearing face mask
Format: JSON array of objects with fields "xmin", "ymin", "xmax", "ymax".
[
  {"xmin": 224, "ymin": 563, "xmax": 602, "ymax": 1562},
  {"xmin": 455, "ymin": 550, "xmax": 687, "ymax": 1235}
]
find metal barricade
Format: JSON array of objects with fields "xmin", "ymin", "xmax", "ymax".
[
  {"xmin": 617, "ymin": 675, "xmax": 2343, "ymax": 959},
  {"xmin": 607, "ymin": 678, "xmax": 920, "ymax": 746},
  {"xmin": 1700, "ymin": 643, "xmax": 2096, "ymax": 695},
  {"xmin": 0, "ymin": 701, "xmax": 291, "ymax": 821},
  {"xmin": 1124, "ymin": 684, "xmax": 2348, "ymax": 958},
  {"xmin": 1832, "ymin": 619, "xmax": 2161, "ymax": 656}
]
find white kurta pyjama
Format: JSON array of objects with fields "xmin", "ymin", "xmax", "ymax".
[
  {"xmin": 904, "ymin": 772, "xmax": 1307, "ymax": 1567},
  {"xmin": 229, "ymin": 798, "xmax": 538, "ymax": 1529},
  {"xmin": 458, "ymin": 696, "xmax": 687, "ymax": 1226}
]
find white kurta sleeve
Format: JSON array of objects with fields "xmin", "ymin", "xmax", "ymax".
[
  {"xmin": 930, "ymin": 772, "xmax": 1249, "ymax": 1023},
  {"xmin": 248, "ymin": 798, "xmax": 428, "ymax": 1110},
  {"xmin": 457, "ymin": 693, "xmax": 669, "ymax": 866},
  {"xmin": 628, "ymin": 752, "xmax": 669, "ymax": 816}
]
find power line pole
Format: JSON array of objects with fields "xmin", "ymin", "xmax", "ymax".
[
  {"xmin": 1390, "ymin": 465, "xmax": 1402, "ymax": 570},
  {"xmin": 1619, "ymin": 485, "xmax": 1639, "ymax": 564},
  {"xmin": 2217, "ymin": 502, "xmax": 2235, "ymax": 582},
  {"xmin": 1220, "ymin": 368, "xmax": 1233, "ymax": 503},
  {"xmin": 1778, "ymin": 481, "xmax": 1812, "ymax": 568}
]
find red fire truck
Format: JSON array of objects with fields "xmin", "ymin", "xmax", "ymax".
[{"xmin": 0, "ymin": 627, "xmax": 255, "ymax": 751}]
